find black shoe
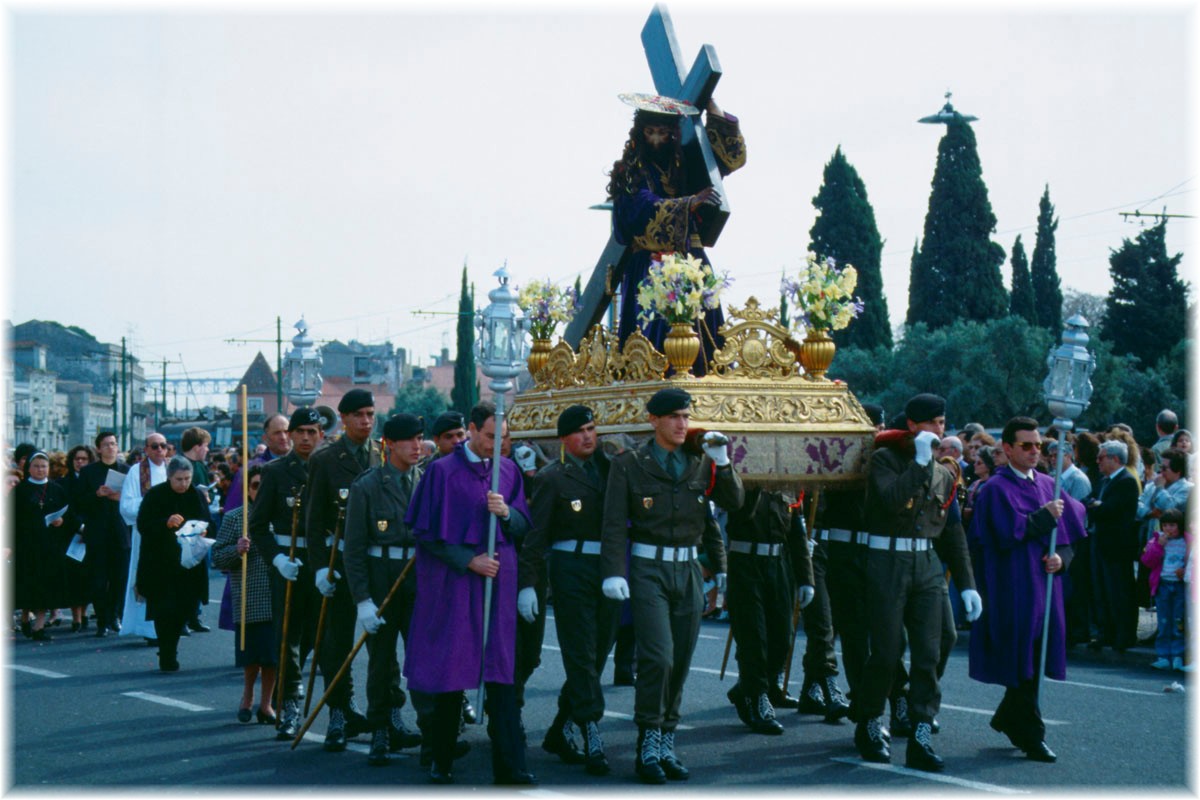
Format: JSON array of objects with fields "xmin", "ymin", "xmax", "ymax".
[
  {"xmin": 388, "ymin": 709, "xmax": 422, "ymax": 751},
  {"xmin": 368, "ymin": 729, "xmax": 391, "ymax": 766},
  {"xmin": 461, "ymin": 694, "xmax": 477, "ymax": 725},
  {"xmin": 345, "ymin": 705, "xmax": 369, "ymax": 738},
  {"xmin": 110, "ymin": 619, "xmax": 122, "ymax": 633},
  {"xmin": 159, "ymin": 657, "xmax": 180, "ymax": 672},
  {"xmin": 613, "ymin": 669, "xmax": 635, "ymax": 687},
  {"xmin": 94, "ymin": 627, "xmax": 108, "ymax": 639},
  {"xmin": 420, "ymin": 739, "xmax": 470, "ymax": 767},
  {"xmin": 493, "ymin": 769, "xmax": 537, "ymax": 786},
  {"xmin": 635, "ymin": 728, "xmax": 667, "ymax": 785},
  {"xmin": 144, "ymin": 637, "xmax": 158, "ymax": 646},
  {"xmin": 237, "ymin": 707, "xmax": 253, "ymax": 724},
  {"xmin": 797, "ymin": 679, "xmax": 828, "ymax": 715},
  {"xmin": 889, "ymin": 695, "xmax": 913, "ymax": 738},
  {"xmin": 905, "ymin": 722, "xmax": 944, "ymax": 772},
  {"xmin": 748, "ymin": 693, "xmax": 785, "ymax": 735},
  {"xmin": 31, "ymin": 628, "xmax": 52, "ymax": 642},
  {"xmin": 20, "ymin": 620, "xmax": 32, "ymax": 638},
  {"xmin": 80, "ymin": 618, "xmax": 89, "ymax": 631},
  {"xmin": 70, "ymin": 622, "xmax": 81, "ymax": 633},
  {"xmin": 727, "ymin": 684, "xmax": 752, "ymax": 725},
  {"xmin": 276, "ymin": 699, "xmax": 300, "ymax": 740},
  {"xmin": 179, "ymin": 627, "xmax": 190, "ymax": 637},
  {"xmin": 256, "ymin": 708, "xmax": 277, "ymax": 725},
  {"xmin": 854, "ymin": 718, "xmax": 890, "ymax": 763},
  {"xmin": 931, "ymin": 717, "xmax": 940, "ymax": 734},
  {"xmin": 429, "ymin": 766, "xmax": 454, "ymax": 785},
  {"xmin": 659, "ymin": 730, "xmax": 689, "ymax": 780},
  {"xmin": 1087, "ymin": 639, "xmax": 1107, "ymax": 651},
  {"xmin": 768, "ymin": 683, "xmax": 801, "ymax": 710},
  {"xmin": 542, "ymin": 715, "xmax": 585, "ymax": 764},
  {"xmin": 581, "ymin": 720, "xmax": 610, "ymax": 776},
  {"xmin": 324, "ymin": 708, "xmax": 348, "ymax": 752},
  {"xmin": 1023, "ymin": 740, "xmax": 1057, "ymax": 763},
  {"xmin": 822, "ymin": 677, "xmax": 851, "ymax": 723},
  {"xmin": 187, "ymin": 619, "xmax": 211, "ymax": 633}
]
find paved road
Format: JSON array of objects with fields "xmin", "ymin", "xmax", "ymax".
[{"xmin": 8, "ymin": 573, "xmax": 1190, "ymax": 791}]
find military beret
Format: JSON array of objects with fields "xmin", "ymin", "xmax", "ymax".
[
  {"xmin": 646, "ymin": 387, "xmax": 692, "ymax": 416},
  {"xmin": 904, "ymin": 393, "xmax": 946, "ymax": 424},
  {"xmin": 557, "ymin": 405, "xmax": 595, "ymax": 438},
  {"xmin": 886, "ymin": 412, "xmax": 909, "ymax": 432},
  {"xmin": 431, "ymin": 411, "xmax": 466, "ymax": 437},
  {"xmin": 861, "ymin": 403, "xmax": 884, "ymax": 427},
  {"xmin": 288, "ymin": 406, "xmax": 322, "ymax": 431},
  {"xmin": 383, "ymin": 413, "xmax": 424, "ymax": 441},
  {"xmin": 337, "ymin": 388, "xmax": 375, "ymax": 415}
]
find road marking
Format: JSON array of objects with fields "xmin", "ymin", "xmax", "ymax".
[
  {"xmin": 9, "ymin": 665, "xmax": 68, "ymax": 679},
  {"xmin": 300, "ymin": 731, "xmax": 373, "ymax": 754},
  {"xmin": 830, "ymin": 757, "xmax": 1029, "ymax": 794},
  {"xmin": 520, "ymin": 790, "xmax": 575, "ymax": 798},
  {"xmin": 121, "ymin": 692, "xmax": 212, "ymax": 712},
  {"xmin": 1046, "ymin": 678, "xmax": 1164, "ymax": 697},
  {"xmin": 939, "ymin": 703, "xmax": 1065, "ymax": 726},
  {"xmin": 690, "ymin": 665, "xmax": 738, "ymax": 679},
  {"xmin": 543, "ymin": 645, "xmax": 562, "ymax": 652},
  {"xmin": 698, "ymin": 634, "xmax": 723, "ymax": 641},
  {"xmin": 602, "ymin": 710, "xmax": 693, "ymax": 731}
]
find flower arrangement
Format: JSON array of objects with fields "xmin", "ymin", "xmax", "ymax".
[
  {"xmin": 636, "ymin": 252, "xmax": 731, "ymax": 326},
  {"xmin": 780, "ymin": 254, "xmax": 864, "ymax": 333},
  {"xmin": 517, "ymin": 279, "xmax": 581, "ymax": 340}
]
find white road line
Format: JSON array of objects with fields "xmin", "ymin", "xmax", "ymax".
[
  {"xmin": 698, "ymin": 634, "xmax": 723, "ymax": 641},
  {"xmin": 690, "ymin": 665, "xmax": 739, "ymax": 679},
  {"xmin": 121, "ymin": 692, "xmax": 212, "ymax": 712},
  {"xmin": 602, "ymin": 710, "xmax": 694, "ymax": 731},
  {"xmin": 301, "ymin": 731, "xmax": 372, "ymax": 754},
  {"xmin": 520, "ymin": 790, "xmax": 576, "ymax": 798},
  {"xmin": 939, "ymin": 703, "xmax": 1066, "ymax": 726},
  {"xmin": 543, "ymin": 645, "xmax": 562, "ymax": 652},
  {"xmin": 1046, "ymin": 678, "xmax": 1165, "ymax": 697},
  {"xmin": 830, "ymin": 757, "xmax": 1030, "ymax": 794},
  {"xmin": 9, "ymin": 664, "xmax": 68, "ymax": 679}
]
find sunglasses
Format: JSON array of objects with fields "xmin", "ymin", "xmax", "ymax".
[
  {"xmin": 149, "ymin": 443, "xmax": 168, "ymax": 450},
  {"xmin": 1013, "ymin": 441, "xmax": 1041, "ymax": 452}
]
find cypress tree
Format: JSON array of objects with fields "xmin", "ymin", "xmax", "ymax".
[
  {"xmin": 451, "ymin": 265, "xmax": 479, "ymax": 415},
  {"xmin": 1101, "ymin": 220, "xmax": 1187, "ymax": 368},
  {"xmin": 809, "ymin": 146, "xmax": 892, "ymax": 349},
  {"xmin": 1029, "ymin": 186, "xmax": 1063, "ymax": 338},
  {"xmin": 905, "ymin": 239, "xmax": 929, "ymax": 327},
  {"xmin": 779, "ymin": 268, "xmax": 790, "ymax": 329},
  {"xmin": 1009, "ymin": 235, "xmax": 1037, "ymax": 324},
  {"xmin": 908, "ymin": 116, "xmax": 1007, "ymax": 328}
]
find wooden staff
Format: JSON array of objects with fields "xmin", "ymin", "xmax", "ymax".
[
  {"xmin": 720, "ymin": 619, "xmax": 735, "ymax": 680},
  {"xmin": 274, "ymin": 487, "xmax": 302, "ymax": 710},
  {"xmin": 783, "ymin": 487, "xmax": 821, "ymax": 691},
  {"xmin": 303, "ymin": 488, "xmax": 349, "ymax": 717},
  {"xmin": 239, "ymin": 385, "xmax": 249, "ymax": 652},
  {"xmin": 292, "ymin": 556, "xmax": 414, "ymax": 749}
]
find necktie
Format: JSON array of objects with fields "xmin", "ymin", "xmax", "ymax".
[
  {"xmin": 668, "ymin": 452, "xmax": 682, "ymax": 481},
  {"xmin": 357, "ymin": 444, "xmax": 369, "ymax": 471},
  {"xmin": 584, "ymin": 459, "xmax": 600, "ymax": 487}
]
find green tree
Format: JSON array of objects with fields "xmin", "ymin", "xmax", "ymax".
[
  {"xmin": 1029, "ymin": 186, "xmax": 1063, "ymax": 338},
  {"xmin": 808, "ymin": 146, "xmax": 892, "ymax": 349},
  {"xmin": 907, "ymin": 116, "xmax": 1007, "ymax": 328},
  {"xmin": 779, "ymin": 268, "xmax": 790, "ymax": 329},
  {"xmin": 1100, "ymin": 220, "xmax": 1187, "ymax": 368},
  {"xmin": 451, "ymin": 265, "xmax": 479, "ymax": 415},
  {"xmin": 1062, "ymin": 287, "xmax": 1107, "ymax": 331},
  {"xmin": 1008, "ymin": 235, "xmax": 1036, "ymax": 324},
  {"xmin": 387, "ymin": 382, "xmax": 450, "ymax": 434}
]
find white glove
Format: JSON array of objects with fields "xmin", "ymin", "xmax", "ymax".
[
  {"xmin": 356, "ymin": 599, "xmax": 383, "ymax": 635},
  {"xmin": 272, "ymin": 553, "xmax": 302, "ymax": 582},
  {"xmin": 961, "ymin": 589, "xmax": 983, "ymax": 622},
  {"xmin": 701, "ymin": 431, "xmax": 731, "ymax": 467},
  {"xmin": 914, "ymin": 431, "xmax": 939, "ymax": 466},
  {"xmin": 513, "ymin": 446, "xmax": 537, "ymax": 473},
  {"xmin": 517, "ymin": 587, "xmax": 539, "ymax": 623},
  {"xmin": 315, "ymin": 567, "xmax": 339, "ymax": 597},
  {"xmin": 798, "ymin": 585, "xmax": 815, "ymax": 609},
  {"xmin": 715, "ymin": 572, "xmax": 727, "ymax": 593},
  {"xmin": 602, "ymin": 576, "xmax": 630, "ymax": 601}
]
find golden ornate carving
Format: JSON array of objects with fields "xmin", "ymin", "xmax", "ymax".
[
  {"xmin": 631, "ymin": 196, "xmax": 689, "ymax": 252},
  {"xmin": 709, "ymin": 296, "xmax": 798, "ymax": 380},
  {"xmin": 541, "ymin": 340, "xmax": 581, "ymax": 390},
  {"xmin": 618, "ymin": 330, "xmax": 668, "ymax": 382}
]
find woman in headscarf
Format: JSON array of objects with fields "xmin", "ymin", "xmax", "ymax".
[
  {"xmin": 60, "ymin": 444, "xmax": 96, "ymax": 632},
  {"xmin": 10, "ymin": 453, "xmax": 70, "ymax": 641},
  {"xmin": 135, "ymin": 456, "xmax": 211, "ymax": 672}
]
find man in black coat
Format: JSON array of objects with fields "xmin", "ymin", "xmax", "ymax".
[
  {"xmin": 77, "ymin": 431, "xmax": 130, "ymax": 637},
  {"xmin": 1086, "ymin": 440, "xmax": 1140, "ymax": 651}
]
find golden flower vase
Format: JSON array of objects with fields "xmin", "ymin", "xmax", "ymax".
[{"xmin": 663, "ymin": 322, "xmax": 701, "ymax": 378}]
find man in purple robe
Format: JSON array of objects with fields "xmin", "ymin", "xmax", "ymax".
[
  {"xmin": 403, "ymin": 402, "xmax": 535, "ymax": 786},
  {"xmin": 968, "ymin": 416, "xmax": 1087, "ymax": 764}
]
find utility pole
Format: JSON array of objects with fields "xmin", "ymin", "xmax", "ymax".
[
  {"xmin": 111, "ymin": 371, "xmax": 118, "ymax": 441},
  {"xmin": 120, "ymin": 337, "xmax": 128, "ymax": 450},
  {"xmin": 226, "ymin": 316, "xmax": 286, "ymax": 415},
  {"xmin": 1119, "ymin": 206, "xmax": 1194, "ymax": 224},
  {"xmin": 140, "ymin": 358, "xmax": 178, "ymax": 430}
]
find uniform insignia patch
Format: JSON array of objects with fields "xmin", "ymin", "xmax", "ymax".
[
  {"xmin": 698, "ymin": 495, "xmax": 705, "ymax": 503},
  {"xmin": 905, "ymin": 499, "xmax": 914, "ymax": 510},
  {"xmin": 571, "ymin": 499, "xmax": 582, "ymax": 512},
  {"xmin": 643, "ymin": 497, "xmax": 654, "ymax": 509},
  {"xmin": 377, "ymin": 520, "xmax": 389, "ymax": 531}
]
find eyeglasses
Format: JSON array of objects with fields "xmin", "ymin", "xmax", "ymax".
[
  {"xmin": 149, "ymin": 443, "xmax": 168, "ymax": 450},
  {"xmin": 1013, "ymin": 442, "xmax": 1040, "ymax": 452}
]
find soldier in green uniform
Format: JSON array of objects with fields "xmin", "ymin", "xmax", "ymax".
[
  {"xmin": 854, "ymin": 394, "xmax": 979, "ymax": 772},
  {"xmin": 518, "ymin": 405, "xmax": 618, "ymax": 775},
  {"xmin": 248, "ymin": 407, "xmax": 325, "ymax": 740},
  {"xmin": 724, "ymin": 487, "xmax": 814, "ymax": 735},
  {"xmin": 600, "ymin": 387, "xmax": 743, "ymax": 784},
  {"xmin": 343, "ymin": 413, "xmax": 426, "ymax": 766},
  {"xmin": 305, "ymin": 388, "xmax": 381, "ymax": 751}
]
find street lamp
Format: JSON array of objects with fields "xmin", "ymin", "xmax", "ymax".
[
  {"xmin": 283, "ymin": 317, "xmax": 324, "ymax": 409},
  {"xmin": 1038, "ymin": 313, "xmax": 1095, "ymax": 700},
  {"xmin": 473, "ymin": 265, "xmax": 530, "ymax": 718}
]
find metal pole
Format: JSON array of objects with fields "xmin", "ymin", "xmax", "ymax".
[
  {"xmin": 239, "ymin": 385, "xmax": 249, "ymax": 652},
  {"xmin": 121, "ymin": 337, "xmax": 128, "ymax": 449},
  {"xmin": 276, "ymin": 316, "xmax": 284, "ymax": 415},
  {"xmin": 476, "ymin": 387, "xmax": 507, "ymax": 719},
  {"xmin": 1036, "ymin": 424, "xmax": 1070, "ymax": 704}
]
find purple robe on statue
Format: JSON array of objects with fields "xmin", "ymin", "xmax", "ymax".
[
  {"xmin": 968, "ymin": 466, "xmax": 1087, "ymax": 687},
  {"xmin": 403, "ymin": 444, "xmax": 529, "ymax": 693}
]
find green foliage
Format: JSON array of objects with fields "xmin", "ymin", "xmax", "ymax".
[
  {"xmin": 387, "ymin": 382, "xmax": 450, "ymax": 435},
  {"xmin": 1029, "ymin": 186, "xmax": 1063, "ymax": 339},
  {"xmin": 1009, "ymin": 235, "xmax": 1037, "ymax": 324},
  {"xmin": 1062, "ymin": 288, "xmax": 1107, "ymax": 332},
  {"xmin": 1078, "ymin": 336, "xmax": 1189, "ymax": 441},
  {"xmin": 451, "ymin": 265, "xmax": 479, "ymax": 415},
  {"xmin": 808, "ymin": 146, "xmax": 892, "ymax": 349},
  {"xmin": 907, "ymin": 117, "xmax": 1007, "ymax": 328},
  {"xmin": 779, "ymin": 269, "xmax": 789, "ymax": 330},
  {"xmin": 1100, "ymin": 221, "xmax": 1188, "ymax": 369}
]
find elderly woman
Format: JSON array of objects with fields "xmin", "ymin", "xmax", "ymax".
[
  {"xmin": 135, "ymin": 456, "xmax": 211, "ymax": 672},
  {"xmin": 11, "ymin": 453, "xmax": 70, "ymax": 641},
  {"xmin": 61, "ymin": 444, "xmax": 97, "ymax": 632}
]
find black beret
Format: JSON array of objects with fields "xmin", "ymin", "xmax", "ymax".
[
  {"xmin": 905, "ymin": 393, "xmax": 946, "ymax": 424},
  {"xmin": 288, "ymin": 407, "xmax": 323, "ymax": 431},
  {"xmin": 861, "ymin": 403, "xmax": 884, "ymax": 427},
  {"xmin": 383, "ymin": 413, "xmax": 424, "ymax": 442},
  {"xmin": 431, "ymin": 411, "xmax": 466, "ymax": 437},
  {"xmin": 646, "ymin": 387, "xmax": 692, "ymax": 416},
  {"xmin": 337, "ymin": 388, "xmax": 375, "ymax": 415},
  {"xmin": 886, "ymin": 412, "xmax": 909, "ymax": 432},
  {"xmin": 557, "ymin": 405, "xmax": 595, "ymax": 438}
]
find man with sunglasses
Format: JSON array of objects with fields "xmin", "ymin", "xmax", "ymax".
[
  {"xmin": 248, "ymin": 407, "xmax": 326, "ymax": 740},
  {"xmin": 118, "ymin": 433, "xmax": 173, "ymax": 643}
]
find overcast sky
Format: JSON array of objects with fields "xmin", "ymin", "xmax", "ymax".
[{"xmin": 5, "ymin": 0, "xmax": 1195, "ymax": 409}]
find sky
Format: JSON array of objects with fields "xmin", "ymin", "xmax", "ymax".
[{"xmin": 4, "ymin": 0, "xmax": 1196, "ymax": 411}]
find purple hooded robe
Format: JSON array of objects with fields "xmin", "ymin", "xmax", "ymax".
[
  {"xmin": 968, "ymin": 465, "xmax": 1088, "ymax": 686},
  {"xmin": 403, "ymin": 444, "xmax": 529, "ymax": 693}
]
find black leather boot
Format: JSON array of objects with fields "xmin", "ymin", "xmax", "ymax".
[
  {"xmin": 854, "ymin": 717, "xmax": 890, "ymax": 763},
  {"xmin": 635, "ymin": 727, "xmax": 666, "ymax": 784},
  {"xmin": 659, "ymin": 730, "xmax": 689, "ymax": 780},
  {"xmin": 905, "ymin": 721, "xmax": 944, "ymax": 772},
  {"xmin": 542, "ymin": 709, "xmax": 585, "ymax": 764}
]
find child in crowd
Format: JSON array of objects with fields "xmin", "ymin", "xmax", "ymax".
[{"xmin": 1141, "ymin": 507, "xmax": 1191, "ymax": 671}]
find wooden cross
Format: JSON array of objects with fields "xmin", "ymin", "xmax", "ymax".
[{"xmin": 564, "ymin": 3, "xmax": 732, "ymax": 348}]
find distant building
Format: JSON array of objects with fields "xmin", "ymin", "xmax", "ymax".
[
  {"xmin": 320, "ymin": 339, "xmax": 407, "ymax": 395},
  {"xmin": 227, "ymin": 352, "xmax": 280, "ymax": 448}
]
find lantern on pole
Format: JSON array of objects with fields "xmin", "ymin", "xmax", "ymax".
[{"xmin": 283, "ymin": 317, "xmax": 324, "ymax": 409}]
